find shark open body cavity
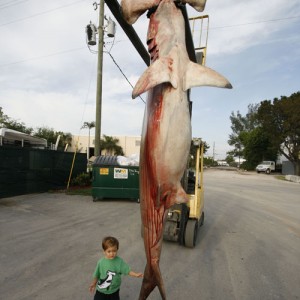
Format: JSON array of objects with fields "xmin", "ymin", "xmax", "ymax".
[{"xmin": 121, "ymin": 1, "xmax": 232, "ymax": 299}]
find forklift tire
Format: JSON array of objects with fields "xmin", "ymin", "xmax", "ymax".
[
  {"xmin": 200, "ymin": 211, "xmax": 205, "ymax": 226},
  {"xmin": 178, "ymin": 204, "xmax": 189, "ymax": 245},
  {"xmin": 185, "ymin": 219, "xmax": 198, "ymax": 248}
]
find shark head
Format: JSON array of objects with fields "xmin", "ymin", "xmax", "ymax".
[{"xmin": 121, "ymin": 0, "xmax": 207, "ymax": 24}]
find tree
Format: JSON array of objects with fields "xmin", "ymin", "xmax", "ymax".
[
  {"xmin": 0, "ymin": 107, "xmax": 33, "ymax": 134},
  {"xmin": 203, "ymin": 157, "xmax": 218, "ymax": 167},
  {"xmin": 228, "ymin": 103, "xmax": 277, "ymax": 170},
  {"xmin": 100, "ymin": 135, "xmax": 124, "ymax": 156},
  {"xmin": 35, "ymin": 127, "xmax": 72, "ymax": 150},
  {"xmin": 240, "ymin": 127, "xmax": 277, "ymax": 169},
  {"xmin": 58, "ymin": 131, "xmax": 72, "ymax": 150},
  {"xmin": 257, "ymin": 92, "xmax": 300, "ymax": 175},
  {"xmin": 189, "ymin": 139, "xmax": 209, "ymax": 169},
  {"xmin": 228, "ymin": 92, "xmax": 300, "ymax": 174},
  {"xmin": 1, "ymin": 108, "xmax": 72, "ymax": 149},
  {"xmin": 227, "ymin": 104, "xmax": 259, "ymax": 158},
  {"xmin": 225, "ymin": 154, "xmax": 235, "ymax": 166},
  {"xmin": 81, "ymin": 121, "xmax": 95, "ymax": 155},
  {"xmin": 228, "ymin": 104, "xmax": 278, "ymax": 170}
]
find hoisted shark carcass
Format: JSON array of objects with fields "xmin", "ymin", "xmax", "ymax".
[{"xmin": 121, "ymin": 0, "xmax": 232, "ymax": 299}]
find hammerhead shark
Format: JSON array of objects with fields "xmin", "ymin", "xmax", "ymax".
[{"xmin": 121, "ymin": 0, "xmax": 232, "ymax": 299}]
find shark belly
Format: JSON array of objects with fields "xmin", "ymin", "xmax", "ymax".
[{"xmin": 143, "ymin": 84, "xmax": 191, "ymax": 205}]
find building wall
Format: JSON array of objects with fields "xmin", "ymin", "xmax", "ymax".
[
  {"xmin": 282, "ymin": 160, "xmax": 295, "ymax": 175},
  {"xmin": 69, "ymin": 135, "xmax": 141, "ymax": 157},
  {"xmin": 116, "ymin": 136, "xmax": 141, "ymax": 156}
]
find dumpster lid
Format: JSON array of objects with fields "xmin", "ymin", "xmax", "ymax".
[
  {"xmin": 93, "ymin": 155, "xmax": 139, "ymax": 167},
  {"xmin": 93, "ymin": 156, "xmax": 119, "ymax": 166}
]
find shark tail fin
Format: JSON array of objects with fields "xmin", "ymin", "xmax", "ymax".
[
  {"xmin": 184, "ymin": 61, "xmax": 232, "ymax": 91},
  {"xmin": 121, "ymin": 0, "xmax": 159, "ymax": 25},
  {"xmin": 182, "ymin": 0, "xmax": 207, "ymax": 12},
  {"xmin": 139, "ymin": 262, "xmax": 166, "ymax": 300},
  {"xmin": 132, "ymin": 57, "xmax": 178, "ymax": 99}
]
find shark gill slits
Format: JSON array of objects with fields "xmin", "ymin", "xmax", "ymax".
[
  {"xmin": 147, "ymin": 38, "xmax": 156, "ymax": 52},
  {"xmin": 147, "ymin": 39, "xmax": 159, "ymax": 61}
]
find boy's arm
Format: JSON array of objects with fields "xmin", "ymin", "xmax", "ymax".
[
  {"xmin": 129, "ymin": 271, "xmax": 143, "ymax": 278},
  {"xmin": 89, "ymin": 278, "xmax": 98, "ymax": 294}
]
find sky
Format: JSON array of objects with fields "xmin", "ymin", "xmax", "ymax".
[{"xmin": 0, "ymin": 0, "xmax": 299, "ymax": 159}]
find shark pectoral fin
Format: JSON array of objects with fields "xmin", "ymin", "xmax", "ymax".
[
  {"xmin": 132, "ymin": 58, "xmax": 178, "ymax": 99},
  {"xmin": 175, "ymin": 186, "xmax": 189, "ymax": 204},
  {"xmin": 165, "ymin": 186, "xmax": 188, "ymax": 209},
  {"xmin": 183, "ymin": 62, "xmax": 232, "ymax": 91}
]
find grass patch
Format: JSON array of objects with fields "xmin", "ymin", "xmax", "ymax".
[{"xmin": 275, "ymin": 175, "xmax": 286, "ymax": 181}]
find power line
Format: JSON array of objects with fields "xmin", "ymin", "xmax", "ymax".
[
  {"xmin": 104, "ymin": 45, "xmax": 146, "ymax": 104},
  {"xmin": 210, "ymin": 15, "xmax": 300, "ymax": 30},
  {"xmin": 0, "ymin": 0, "xmax": 29, "ymax": 10},
  {"xmin": 0, "ymin": 47, "xmax": 86, "ymax": 68},
  {"xmin": 0, "ymin": 42, "xmax": 146, "ymax": 105},
  {"xmin": 77, "ymin": 54, "xmax": 97, "ymax": 135},
  {"xmin": 0, "ymin": 0, "xmax": 86, "ymax": 28}
]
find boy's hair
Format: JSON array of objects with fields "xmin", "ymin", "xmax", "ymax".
[{"xmin": 102, "ymin": 236, "xmax": 119, "ymax": 250}]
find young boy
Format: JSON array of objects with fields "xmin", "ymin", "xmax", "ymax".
[{"xmin": 89, "ymin": 236, "xmax": 143, "ymax": 300}]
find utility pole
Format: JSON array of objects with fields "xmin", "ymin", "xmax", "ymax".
[
  {"xmin": 86, "ymin": 2, "xmax": 115, "ymax": 156},
  {"xmin": 94, "ymin": 0, "xmax": 105, "ymax": 156}
]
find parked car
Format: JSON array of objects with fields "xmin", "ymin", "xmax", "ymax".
[{"xmin": 256, "ymin": 161, "xmax": 275, "ymax": 174}]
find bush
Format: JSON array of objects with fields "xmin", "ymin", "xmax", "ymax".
[
  {"xmin": 240, "ymin": 161, "xmax": 254, "ymax": 171},
  {"xmin": 71, "ymin": 172, "xmax": 91, "ymax": 187}
]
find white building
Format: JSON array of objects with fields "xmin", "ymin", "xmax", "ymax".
[{"xmin": 68, "ymin": 135, "xmax": 141, "ymax": 157}]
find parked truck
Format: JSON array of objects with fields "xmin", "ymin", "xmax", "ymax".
[{"xmin": 256, "ymin": 161, "xmax": 276, "ymax": 174}]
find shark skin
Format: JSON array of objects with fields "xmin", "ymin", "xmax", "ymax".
[
  {"xmin": 121, "ymin": 1, "xmax": 232, "ymax": 299},
  {"xmin": 121, "ymin": 0, "xmax": 207, "ymax": 24}
]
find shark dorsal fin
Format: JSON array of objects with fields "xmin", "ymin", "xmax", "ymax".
[
  {"xmin": 183, "ymin": 62, "xmax": 232, "ymax": 91},
  {"xmin": 132, "ymin": 57, "xmax": 178, "ymax": 99}
]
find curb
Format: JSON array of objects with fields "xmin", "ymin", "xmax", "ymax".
[{"xmin": 285, "ymin": 175, "xmax": 300, "ymax": 183}]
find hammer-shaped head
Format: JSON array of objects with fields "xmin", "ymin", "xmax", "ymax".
[{"xmin": 121, "ymin": 0, "xmax": 207, "ymax": 24}]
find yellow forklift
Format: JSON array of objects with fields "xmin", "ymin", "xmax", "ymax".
[
  {"xmin": 163, "ymin": 138, "xmax": 205, "ymax": 248},
  {"xmin": 162, "ymin": 14, "xmax": 209, "ymax": 247}
]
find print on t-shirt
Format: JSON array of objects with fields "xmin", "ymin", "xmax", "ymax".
[{"xmin": 97, "ymin": 270, "xmax": 116, "ymax": 290}]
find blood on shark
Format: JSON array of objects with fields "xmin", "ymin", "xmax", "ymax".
[{"xmin": 121, "ymin": 1, "xmax": 232, "ymax": 299}]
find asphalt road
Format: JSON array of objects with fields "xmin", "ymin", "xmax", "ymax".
[{"xmin": 0, "ymin": 169, "xmax": 299, "ymax": 300}]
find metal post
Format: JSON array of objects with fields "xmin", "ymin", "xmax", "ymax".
[{"xmin": 94, "ymin": 0, "xmax": 105, "ymax": 157}]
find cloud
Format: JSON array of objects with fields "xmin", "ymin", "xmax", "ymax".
[
  {"xmin": 1, "ymin": 0, "xmax": 299, "ymax": 159},
  {"xmin": 194, "ymin": 0, "xmax": 300, "ymax": 56}
]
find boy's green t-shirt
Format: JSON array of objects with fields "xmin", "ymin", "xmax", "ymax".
[{"xmin": 93, "ymin": 256, "xmax": 131, "ymax": 294}]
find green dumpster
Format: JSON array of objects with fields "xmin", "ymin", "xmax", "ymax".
[{"xmin": 92, "ymin": 156, "xmax": 139, "ymax": 201}]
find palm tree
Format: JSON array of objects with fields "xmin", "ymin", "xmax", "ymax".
[
  {"xmin": 101, "ymin": 135, "xmax": 124, "ymax": 156},
  {"xmin": 81, "ymin": 121, "xmax": 95, "ymax": 156}
]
